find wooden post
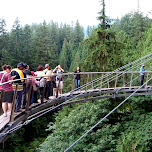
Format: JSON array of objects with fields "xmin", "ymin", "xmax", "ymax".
[
  {"xmin": 91, "ymin": 74, "xmax": 93, "ymax": 88},
  {"xmin": 151, "ymin": 74, "xmax": 152, "ymax": 86},
  {"xmin": 26, "ymin": 80, "xmax": 33, "ymax": 111},
  {"xmin": 85, "ymin": 74, "xmax": 89, "ymax": 91},
  {"xmin": 10, "ymin": 84, "xmax": 18, "ymax": 122},
  {"xmin": 115, "ymin": 73, "xmax": 118, "ymax": 88},
  {"xmin": 71, "ymin": 74, "xmax": 75, "ymax": 91},
  {"xmin": 100, "ymin": 74, "xmax": 103, "ymax": 90},
  {"xmin": 146, "ymin": 72, "xmax": 149, "ymax": 88},
  {"xmin": 130, "ymin": 73, "xmax": 133, "ymax": 88},
  {"xmin": 107, "ymin": 76, "xmax": 110, "ymax": 88},
  {"xmin": 41, "ymin": 78, "xmax": 47, "ymax": 103},
  {"xmin": 123, "ymin": 72, "xmax": 125, "ymax": 87},
  {"xmin": 0, "ymin": 89, "xmax": 5, "ymax": 115}
]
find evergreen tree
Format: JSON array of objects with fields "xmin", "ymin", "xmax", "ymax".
[
  {"xmin": 0, "ymin": 18, "xmax": 9, "ymax": 67},
  {"xmin": 9, "ymin": 17, "xmax": 23, "ymax": 67},
  {"xmin": 20, "ymin": 24, "xmax": 32, "ymax": 65},
  {"xmin": 0, "ymin": 18, "xmax": 7, "ymax": 50},
  {"xmin": 30, "ymin": 21, "xmax": 53, "ymax": 68},
  {"xmin": 73, "ymin": 20, "xmax": 84, "ymax": 48},
  {"xmin": 97, "ymin": 0, "xmax": 107, "ymax": 29},
  {"xmin": 50, "ymin": 21, "xmax": 60, "ymax": 55},
  {"xmin": 59, "ymin": 38, "xmax": 72, "ymax": 71}
]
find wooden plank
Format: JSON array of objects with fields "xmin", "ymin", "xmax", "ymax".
[
  {"xmin": 115, "ymin": 73, "xmax": 118, "ymax": 88},
  {"xmin": 10, "ymin": 84, "xmax": 18, "ymax": 122},
  {"xmin": 146, "ymin": 72, "xmax": 149, "ymax": 88},
  {"xmin": 130, "ymin": 73, "xmax": 133, "ymax": 88},
  {"xmin": 107, "ymin": 76, "xmax": 110, "ymax": 88},
  {"xmin": 26, "ymin": 80, "xmax": 33, "ymax": 111},
  {"xmin": 71, "ymin": 74, "xmax": 75, "ymax": 91},
  {"xmin": 91, "ymin": 74, "xmax": 93, "ymax": 88},
  {"xmin": 85, "ymin": 74, "xmax": 89, "ymax": 90},
  {"xmin": 0, "ymin": 117, "xmax": 10, "ymax": 131},
  {"xmin": 100, "ymin": 74, "xmax": 104, "ymax": 90},
  {"xmin": 123, "ymin": 73, "xmax": 125, "ymax": 87}
]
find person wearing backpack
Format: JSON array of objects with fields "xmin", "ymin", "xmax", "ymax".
[
  {"xmin": 22, "ymin": 63, "xmax": 32, "ymax": 109},
  {"xmin": 11, "ymin": 62, "xmax": 26, "ymax": 112}
]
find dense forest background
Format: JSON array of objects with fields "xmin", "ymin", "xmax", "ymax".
[{"xmin": 0, "ymin": 2, "xmax": 152, "ymax": 152}]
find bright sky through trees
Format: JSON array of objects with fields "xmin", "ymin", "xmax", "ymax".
[{"xmin": 0, "ymin": 0, "xmax": 152, "ymax": 29}]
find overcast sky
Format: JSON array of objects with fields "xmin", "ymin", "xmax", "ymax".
[{"xmin": 0, "ymin": 0, "xmax": 152, "ymax": 30}]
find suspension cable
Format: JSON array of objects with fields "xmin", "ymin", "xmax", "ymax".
[
  {"xmin": 29, "ymin": 55, "xmax": 152, "ymax": 119},
  {"xmin": 70, "ymin": 54, "xmax": 152, "ymax": 94},
  {"xmin": 64, "ymin": 76, "xmax": 152, "ymax": 152},
  {"xmin": 61, "ymin": 55, "xmax": 152, "ymax": 104}
]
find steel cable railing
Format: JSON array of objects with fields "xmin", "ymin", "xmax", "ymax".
[
  {"xmin": 69, "ymin": 53, "xmax": 152, "ymax": 93},
  {"xmin": 63, "ymin": 76, "xmax": 152, "ymax": 152},
  {"xmin": 60, "ymin": 55, "xmax": 152, "ymax": 103},
  {"xmin": 25, "ymin": 55, "xmax": 152, "ymax": 125},
  {"xmin": 21, "ymin": 54, "xmax": 152, "ymax": 122}
]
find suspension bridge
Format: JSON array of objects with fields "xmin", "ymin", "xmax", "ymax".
[{"xmin": 0, "ymin": 53, "xmax": 152, "ymax": 150}]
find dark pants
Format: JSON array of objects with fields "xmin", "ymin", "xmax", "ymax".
[
  {"xmin": 33, "ymin": 91, "xmax": 38, "ymax": 103},
  {"xmin": 30, "ymin": 90, "xmax": 38, "ymax": 103},
  {"xmin": 75, "ymin": 79, "xmax": 80, "ymax": 90},
  {"xmin": 140, "ymin": 75, "xmax": 144, "ymax": 86},
  {"xmin": 15, "ymin": 90, "xmax": 23, "ymax": 112},
  {"xmin": 39, "ymin": 87, "xmax": 44, "ymax": 97},
  {"xmin": 45, "ymin": 81, "xmax": 52, "ymax": 99},
  {"xmin": 22, "ymin": 85, "xmax": 30, "ymax": 108}
]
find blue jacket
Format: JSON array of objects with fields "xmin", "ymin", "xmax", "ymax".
[{"xmin": 140, "ymin": 66, "xmax": 145, "ymax": 76}]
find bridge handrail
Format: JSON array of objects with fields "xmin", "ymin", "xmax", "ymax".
[{"xmin": 0, "ymin": 71, "xmax": 150, "ymax": 87}]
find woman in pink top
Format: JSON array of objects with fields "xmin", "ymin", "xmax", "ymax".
[
  {"xmin": 31, "ymin": 71, "xmax": 40, "ymax": 103},
  {"xmin": 0, "ymin": 65, "xmax": 14, "ymax": 117}
]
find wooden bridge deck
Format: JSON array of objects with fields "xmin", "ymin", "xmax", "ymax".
[{"xmin": 0, "ymin": 85, "xmax": 152, "ymax": 143}]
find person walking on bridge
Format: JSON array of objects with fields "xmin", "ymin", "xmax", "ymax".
[
  {"xmin": 0, "ymin": 65, "xmax": 14, "ymax": 117},
  {"xmin": 140, "ymin": 63, "xmax": 145, "ymax": 86},
  {"xmin": 11, "ymin": 63, "xmax": 25, "ymax": 112},
  {"xmin": 35, "ymin": 65, "xmax": 45, "ymax": 98},
  {"xmin": 53, "ymin": 65, "xmax": 64, "ymax": 95},
  {"xmin": 74, "ymin": 66, "xmax": 81, "ymax": 91},
  {"xmin": 44, "ymin": 64, "xmax": 52, "ymax": 99},
  {"xmin": 22, "ymin": 63, "xmax": 32, "ymax": 109}
]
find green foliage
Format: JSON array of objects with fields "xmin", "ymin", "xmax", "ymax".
[
  {"xmin": 37, "ymin": 98, "xmax": 134, "ymax": 152},
  {"xmin": 116, "ymin": 112, "xmax": 152, "ymax": 152},
  {"xmin": 0, "ymin": 115, "xmax": 54, "ymax": 152},
  {"xmin": 81, "ymin": 28, "xmax": 124, "ymax": 72},
  {"xmin": 0, "ymin": 18, "xmax": 84, "ymax": 71}
]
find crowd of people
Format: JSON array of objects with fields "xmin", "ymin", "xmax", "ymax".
[
  {"xmin": 0, "ymin": 63, "xmax": 81, "ymax": 117},
  {"xmin": 0, "ymin": 62, "xmax": 147, "ymax": 117}
]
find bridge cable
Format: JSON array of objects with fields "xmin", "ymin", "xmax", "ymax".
[
  {"xmin": 26, "ymin": 60, "xmax": 152, "ymax": 126},
  {"xmin": 63, "ymin": 55, "xmax": 152, "ymax": 104},
  {"xmin": 64, "ymin": 76, "xmax": 152, "ymax": 152},
  {"xmin": 19, "ymin": 56, "xmax": 152, "ymax": 123},
  {"xmin": 70, "ymin": 53, "xmax": 152, "ymax": 93},
  {"xmin": 69, "ymin": 54, "xmax": 152, "ymax": 96}
]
